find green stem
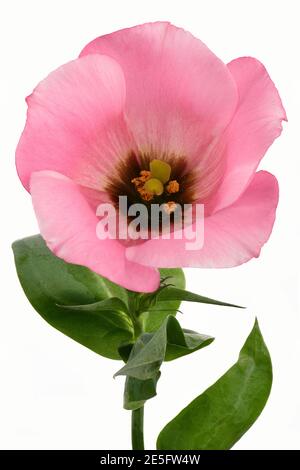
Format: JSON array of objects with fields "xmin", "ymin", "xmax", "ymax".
[
  {"xmin": 133, "ymin": 316, "xmax": 143, "ymax": 339},
  {"xmin": 126, "ymin": 290, "xmax": 144, "ymax": 340},
  {"xmin": 127, "ymin": 290, "xmax": 145, "ymax": 449},
  {"xmin": 131, "ymin": 406, "xmax": 144, "ymax": 450}
]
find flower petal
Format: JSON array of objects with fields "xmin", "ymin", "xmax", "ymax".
[
  {"xmin": 126, "ymin": 171, "xmax": 279, "ymax": 268},
  {"xmin": 80, "ymin": 22, "xmax": 238, "ymax": 171},
  {"xmin": 30, "ymin": 170, "xmax": 160, "ymax": 292},
  {"xmin": 210, "ymin": 57, "xmax": 286, "ymax": 213},
  {"xmin": 16, "ymin": 54, "xmax": 134, "ymax": 192}
]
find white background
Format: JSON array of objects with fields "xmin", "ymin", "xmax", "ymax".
[{"xmin": 0, "ymin": 0, "xmax": 299, "ymax": 450}]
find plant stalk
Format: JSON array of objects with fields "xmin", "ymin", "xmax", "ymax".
[{"xmin": 131, "ymin": 406, "xmax": 144, "ymax": 450}]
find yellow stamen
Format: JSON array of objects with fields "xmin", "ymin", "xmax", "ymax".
[
  {"xmin": 137, "ymin": 186, "xmax": 154, "ymax": 201},
  {"xmin": 131, "ymin": 177, "xmax": 142, "ymax": 187},
  {"xmin": 163, "ymin": 201, "xmax": 177, "ymax": 214},
  {"xmin": 140, "ymin": 170, "xmax": 151, "ymax": 180},
  {"xmin": 166, "ymin": 180, "xmax": 180, "ymax": 194},
  {"xmin": 150, "ymin": 159, "xmax": 171, "ymax": 184},
  {"xmin": 131, "ymin": 170, "xmax": 151, "ymax": 188}
]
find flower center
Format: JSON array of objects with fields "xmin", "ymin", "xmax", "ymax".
[
  {"xmin": 105, "ymin": 150, "xmax": 197, "ymax": 224},
  {"xmin": 131, "ymin": 159, "xmax": 180, "ymax": 207}
]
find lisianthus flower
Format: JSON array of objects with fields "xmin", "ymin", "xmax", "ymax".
[{"xmin": 16, "ymin": 22, "xmax": 286, "ymax": 292}]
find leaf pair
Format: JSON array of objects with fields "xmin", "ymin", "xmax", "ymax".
[
  {"xmin": 12, "ymin": 235, "xmax": 239, "ymax": 360},
  {"xmin": 12, "ymin": 236, "xmax": 185, "ymax": 359}
]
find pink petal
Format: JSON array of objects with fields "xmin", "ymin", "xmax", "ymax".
[
  {"xmin": 126, "ymin": 171, "xmax": 279, "ymax": 268},
  {"xmin": 80, "ymin": 22, "xmax": 238, "ymax": 185},
  {"xmin": 30, "ymin": 170, "xmax": 160, "ymax": 292},
  {"xmin": 16, "ymin": 54, "xmax": 134, "ymax": 192},
  {"xmin": 209, "ymin": 57, "xmax": 286, "ymax": 213}
]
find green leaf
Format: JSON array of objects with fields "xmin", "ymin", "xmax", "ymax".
[
  {"xmin": 58, "ymin": 297, "xmax": 130, "ymax": 316},
  {"xmin": 115, "ymin": 316, "xmax": 213, "ymax": 381},
  {"xmin": 12, "ymin": 235, "xmax": 134, "ymax": 360},
  {"xmin": 123, "ymin": 336, "xmax": 161, "ymax": 410},
  {"xmin": 115, "ymin": 327, "xmax": 166, "ymax": 380},
  {"xmin": 124, "ymin": 374, "xmax": 161, "ymax": 410},
  {"xmin": 157, "ymin": 319, "xmax": 272, "ymax": 450},
  {"xmin": 142, "ymin": 269, "xmax": 186, "ymax": 332},
  {"xmin": 119, "ymin": 316, "xmax": 213, "ymax": 409},
  {"xmin": 157, "ymin": 287, "xmax": 244, "ymax": 309},
  {"xmin": 165, "ymin": 328, "xmax": 214, "ymax": 362}
]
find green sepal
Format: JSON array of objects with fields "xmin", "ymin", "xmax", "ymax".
[{"xmin": 157, "ymin": 286, "xmax": 244, "ymax": 309}]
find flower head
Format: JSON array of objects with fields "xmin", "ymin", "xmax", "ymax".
[{"xmin": 16, "ymin": 22, "xmax": 286, "ymax": 292}]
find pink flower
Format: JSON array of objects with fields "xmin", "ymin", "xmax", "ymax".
[{"xmin": 16, "ymin": 22, "xmax": 286, "ymax": 292}]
